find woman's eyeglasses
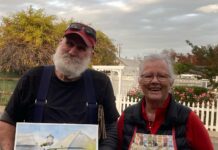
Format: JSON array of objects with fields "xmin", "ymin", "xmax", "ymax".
[
  {"xmin": 140, "ymin": 73, "xmax": 170, "ymax": 82},
  {"xmin": 66, "ymin": 23, "xmax": 96, "ymax": 41}
]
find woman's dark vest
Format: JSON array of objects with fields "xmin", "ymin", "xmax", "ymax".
[{"xmin": 122, "ymin": 97, "xmax": 192, "ymax": 150}]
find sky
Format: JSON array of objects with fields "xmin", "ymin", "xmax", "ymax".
[
  {"xmin": 16, "ymin": 123, "xmax": 98, "ymax": 140},
  {"xmin": 0, "ymin": 0, "xmax": 218, "ymax": 58}
]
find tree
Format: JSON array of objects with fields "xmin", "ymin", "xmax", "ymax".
[
  {"xmin": 0, "ymin": 6, "xmax": 68, "ymax": 74},
  {"xmin": 186, "ymin": 40, "xmax": 218, "ymax": 89},
  {"xmin": 161, "ymin": 49, "xmax": 194, "ymax": 75},
  {"xmin": 92, "ymin": 31, "xmax": 118, "ymax": 65},
  {"xmin": 174, "ymin": 62, "xmax": 193, "ymax": 74},
  {"xmin": 0, "ymin": 7, "xmax": 118, "ymax": 74},
  {"xmin": 161, "ymin": 49, "xmax": 177, "ymax": 61}
]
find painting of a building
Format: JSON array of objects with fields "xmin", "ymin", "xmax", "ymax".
[
  {"xmin": 50, "ymin": 131, "xmax": 96, "ymax": 150},
  {"xmin": 15, "ymin": 133, "xmax": 41, "ymax": 150},
  {"xmin": 14, "ymin": 123, "xmax": 98, "ymax": 150}
]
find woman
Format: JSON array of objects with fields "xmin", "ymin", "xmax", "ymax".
[{"xmin": 117, "ymin": 54, "xmax": 213, "ymax": 150}]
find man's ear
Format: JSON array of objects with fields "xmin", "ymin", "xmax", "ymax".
[
  {"xmin": 59, "ymin": 37, "xmax": 64, "ymax": 44},
  {"xmin": 90, "ymin": 49, "xmax": 95, "ymax": 57}
]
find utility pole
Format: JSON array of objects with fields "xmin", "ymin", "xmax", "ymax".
[{"xmin": 117, "ymin": 43, "xmax": 122, "ymax": 58}]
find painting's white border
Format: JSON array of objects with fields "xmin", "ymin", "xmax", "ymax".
[{"xmin": 14, "ymin": 122, "xmax": 98, "ymax": 150}]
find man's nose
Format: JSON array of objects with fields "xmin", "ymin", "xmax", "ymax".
[
  {"xmin": 150, "ymin": 75, "xmax": 159, "ymax": 82},
  {"xmin": 68, "ymin": 46, "xmax": 79, "ymax": 55}
]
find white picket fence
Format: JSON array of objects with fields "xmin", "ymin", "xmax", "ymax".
[{"xmin": 116, "ymin": 96, "xmax": 218, "ymax": 132}]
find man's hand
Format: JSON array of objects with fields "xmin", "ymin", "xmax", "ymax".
[{"xmin": 0, "ymin": 121, "xmax": 15, "ymax": 150}]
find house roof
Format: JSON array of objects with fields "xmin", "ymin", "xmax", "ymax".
[{"xmin": 118, "ymin": 57, "xmax": 141, "ymax": 67}]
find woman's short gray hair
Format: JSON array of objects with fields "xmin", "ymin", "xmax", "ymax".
[{"xmin": 139, "ymin": 53, "xmax": 175, "ymax": 81}]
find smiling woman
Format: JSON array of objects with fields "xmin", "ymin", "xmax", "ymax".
[
  {"xmin": 117, "ymin": 53, "xmax": 214, "ymax": 150},
  {"xmin": 138, "ymin": 56, "xmax": 174, "ymax": 108}
]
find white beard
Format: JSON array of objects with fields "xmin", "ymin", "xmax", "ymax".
[{"xmin": 53, "ymin": 46, "xmax": 91, "ymax": 78}]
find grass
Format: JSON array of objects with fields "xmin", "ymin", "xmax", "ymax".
[{"xmin": 0, "ymin": 72, "xmax": 19, "ymax": 105}]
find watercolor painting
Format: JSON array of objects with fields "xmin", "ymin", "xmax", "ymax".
[{"xmin": 14, "ymin": 122, "xmax": 98, "ymax": 150}]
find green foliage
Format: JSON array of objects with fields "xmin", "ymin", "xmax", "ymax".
[
  {"xmin": 0, "ymin": 71, "xmax": 19, "ymax": 78},
  {"xmin": 174, "ymin": 62, "xmax": 193, "ymax": 74},
  {"xmin": 0, "ymin": 6, "xmax": 68, "ymax": 74},
  {"xmin": 126, "ymin": 86, "xmax": 215, "ymax": 104},
  {"xmin": 186, "ymin": 40, "xmax": 218, "ymax": 89},
  {"xmin": 127, "ymin": 87, "xmax": 144, "ymax": 100},
  {"xmin": 173, "ymin": 86, "xmax": 215, "ymax": 103},
  {"xmin": 0, "ymin": 78, "xmax": 18, "ymax": 105},
  {"xmin": 0, "ymin": 6, "xmax": 119, "ymax": 73},
  {"xmin": 92, "ymin": 31, "xmax": 118, "ymax": 65}
]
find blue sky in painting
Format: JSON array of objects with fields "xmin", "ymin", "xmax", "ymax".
[{"xmin": 16, "ymin": 123, "xmax": 98, "ymax": 140}]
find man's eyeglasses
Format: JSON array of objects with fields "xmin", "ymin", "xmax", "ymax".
[
  {"xmin": 140, "ymin": 73, "xmax": 170, "ymax": 82},
  {"xmin": 66, "ymin": 23, "xmax": 96, "ymax": 41},
  {"xmin": 65, "ymin": 39, "xmax": 88, "ymax": 51}
]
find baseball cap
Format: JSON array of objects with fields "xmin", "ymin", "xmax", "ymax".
[{"xmin": 64, "ymin": 22, "xmax": 96, "ymax": 48}]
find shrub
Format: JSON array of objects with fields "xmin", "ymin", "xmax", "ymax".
[
  {"xmin": 127, "ymin": 86, "xmax": 216, "ymax": 104},
  {"xmin": 127, "ymin": 87, "xmax": 144, "ymax": 100},
  {"xmin": 173, "ymin": 86, "xmax": 215, "ymax": 103}
]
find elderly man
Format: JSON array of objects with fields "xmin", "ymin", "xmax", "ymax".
[
  {"xmin": 0, "ymin": 22, "xmax": 119, "ymax": 150},
  {"xmin": 117, "ymin": 54, "xmax": 213, "ymax": 150}
]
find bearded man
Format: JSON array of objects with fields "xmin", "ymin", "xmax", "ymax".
[{"xmin": 0, "ymin": 22, "xmax": 119, "ymax": 150}]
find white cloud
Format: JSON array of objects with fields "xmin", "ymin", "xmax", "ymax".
[
  {"xmin": 143, "ymin": 25, "xmax": 153, "ymax": 30},
  {"xmin": 147, "ymin": 8, "xmax": 165, "ymax": 15},
  {"xmin": 185, "ymin": 13, "xmax": 199, "ymax": 17},
  {"xmin": 47, "ymin": 0, "xmax": 65, "ymax": 7},
  {"xmin": 105, "ymin": 1, "xmax": 132, "ymax": 12},
  {"xmin": 196, "ymin": 4, "xmax": 218, "ymax": 13},
  {"xmin": 20, "ymin": 3, "xmax": 41, "ymax": 10},
  {"xmin": 130, "ymin": 0, "xmax": 160, "ymax": 5},
  {"xmin": 162, "ymin": 27, "xmax": 175, "ymax": 31},
  {"xmin": 105, "ymin": 0, "xmax": 160, "ymax": 13},
  {"xmin": 169, "ymin": 13, "xmax": 199, "ymax": 21},
  {"xmin": 141, "ymin": 18, "xmax": 151, "ymax": 23},
  {"xmin": 0, "ymin": 0, "xmax": 217, "ymax": 58}
]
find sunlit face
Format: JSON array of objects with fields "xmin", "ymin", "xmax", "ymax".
[
  {"xmin": 53, "ymin": 36, "xmax": 93, "ymax": 78},
  {"xmin": 139, "ymin": 59, "xmax": 173, "ymax": 104}
]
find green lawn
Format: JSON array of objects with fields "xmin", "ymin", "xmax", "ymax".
[{"xmin": 0, "ymin": 77, "xmax": 18, "ymax": 105}]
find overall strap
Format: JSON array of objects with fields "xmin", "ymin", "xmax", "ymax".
[
  {"xmin": 33, "ymin": 66, "xmax": 53, "ymax": 122},
  {"xmin": 83, "ymin": 69, "xmax": 98, "ymax": 124}
]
